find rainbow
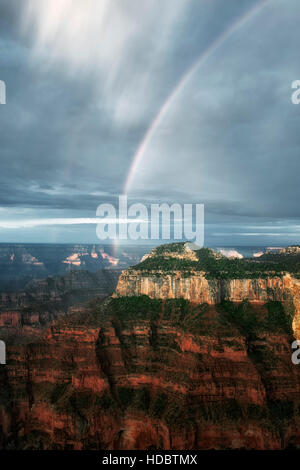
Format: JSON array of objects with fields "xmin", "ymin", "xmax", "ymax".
[{"xmin": 124, "ymin": 0, "xmax": 271, "ymax": 195}]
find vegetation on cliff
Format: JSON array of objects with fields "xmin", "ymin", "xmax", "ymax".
[
  {"xmin": 132, "ymin": 243, "xmax": 300, "ymax": 279},
  {"xmin": 109, "ymin": 296, "xmax": 210, "ymax": 333},
  {"xmin": 219, "ymin": 299, "xmax": 293, "ymax": 338}
]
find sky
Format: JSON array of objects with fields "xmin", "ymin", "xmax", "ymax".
[{"xmin": 0, "ymin": 0, "xmax": 300, "ymax": 246}]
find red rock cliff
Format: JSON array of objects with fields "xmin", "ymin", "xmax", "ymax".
[
  {"xmin": 2, "ymin": 244, "xmax": 300, "ymax": 450},
  {"xmin": 115, "ymin": 271, "xmax": 300, "ymax": 338},
  {"xmin": 1, "ymin": 297, "xmax": 300, "ymax": 450}
]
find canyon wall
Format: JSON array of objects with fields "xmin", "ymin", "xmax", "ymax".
[
  {"xmin": 1, "ymin": 299, "xmax": 300, "ymax": 450},
  {"xmin": 0, "ymin": 269, "xmax": 121, "ymax": 339},
  {"xmin": 115, "ymin": 271, "xmax": 300, "ymax": 337},
  {"xmin": 2, "ymin": 244, "xmax": 300, "ymax": 450}
]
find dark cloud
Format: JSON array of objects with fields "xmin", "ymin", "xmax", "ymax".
[{"xmin": 0, "ymin": 0, "xmax": 299, "ymax": 245}]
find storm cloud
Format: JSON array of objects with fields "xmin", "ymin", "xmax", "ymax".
[{"xmin": 0, "ymin": 0, "xmax": 299, "ymax": 245}]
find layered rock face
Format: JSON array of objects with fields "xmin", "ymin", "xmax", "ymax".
[
  {"xmin": 115, "ymin": 243, "xmax": 300, "ymax": 338},
  {"xmin": 1, "ymin": 298, "xmax": 300, "ymax": 450},
  {"xmin": 2, "ymin": 243, "xmax": 300, "ymax": 450},
  {"xmin": 115, "ymin": 272, "xmax": 300, "ymax": 337}
]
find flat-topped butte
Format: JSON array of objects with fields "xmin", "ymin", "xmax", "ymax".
[{"xmin": 129, "ymin": 242, "xmax": 300, "ymax": 279}]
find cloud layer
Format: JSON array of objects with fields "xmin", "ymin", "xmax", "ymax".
[{"xmin": 0, "ymin": 0, "xmax": 300, "ymax": 245}]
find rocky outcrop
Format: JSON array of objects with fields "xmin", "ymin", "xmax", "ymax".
[
  {"xmin": 115, "ymin": 270, "xmax": 215, "ymax": 303},
  {"xmin": 115, "ymin": 271, "xmax": 300, "ymax": 338},
  {"xmin": 279, "ymin": 246, "xmax": 300, "ymax": 255}
]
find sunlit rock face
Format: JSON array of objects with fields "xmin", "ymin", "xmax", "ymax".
[
  {"xmin": 115, "ymin": 244, "xmax": 300, "ymax": 339},
  {"xmin": 115, "ymin": 271, "xmax": 215, "ymax": 303},
  {"xmin": 115, "ymin": 272, "xmax": 300, "ymax": 337}
]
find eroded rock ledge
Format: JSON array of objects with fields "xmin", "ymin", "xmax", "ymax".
[{"xmin": 115, "ymin": 243, "xmax": 300, "ymax": 338}]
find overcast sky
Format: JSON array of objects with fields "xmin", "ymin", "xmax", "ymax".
[{"xmin": 0, "ymin": 0, "xmax": 300, "ymax": 246}]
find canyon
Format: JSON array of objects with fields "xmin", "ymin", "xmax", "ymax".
[
  {"xmin": 0, "ymin": 243, "xmax": 147, "ymax": 291},
  {"xmin": 1, "ymin": 243, "xmax": 300, "ymax": 450},
  {"xmin": 0, "ymin": 269, "xmax": 121, "ymax": 341}
]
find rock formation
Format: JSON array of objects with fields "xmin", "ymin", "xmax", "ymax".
[{"xmin": 1, "ymin": 243, "xmax": 300, "ymax": 450}]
